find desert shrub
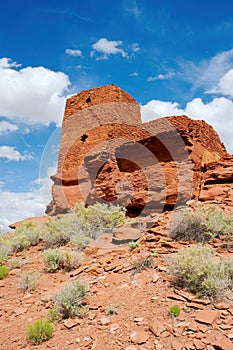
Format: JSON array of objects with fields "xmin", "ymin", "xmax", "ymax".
[
  {"xmin": 169, "ymin": 204, "xmax": 233, "ymax": 242},
  {"xmin": 11, "ymin": 236, "xmax": 30, "ymax": 253},
  {"xmin": 0, "ymin": 237, "xmax": 11, "ymax": 263},
  {"xmin": 150, "ymin": 249, "xmax": 159, "ymax": 258},
  {"xmin": 53, "ymin": 215, "xmax": 92, "ymax": 249},
  {"xmin": 8, "ymin": 257, "xmax": 27, "ymax": 269},
  {"xmin": 47, "ymin": 306, "xmax": 61, "ymax": 323},
  {"xmin": 132, "ymin": 255, "xmax": 154, "ymax": 275},
  {"xmin": 10, "ymin": 222, "xmax": 41, "ymax": 253},
  {"xmin": 0, "ymin": 265, "xmax": 9, "ymax": 279},
  {"xmin": 128, "ymin": 241, "xmax": 139, "ymax": 251},
  {"xmin": 18, "ymin": 271, "xmax": 40, "ymax": 292},
  {"xmin": 168, "ymin": 305, "xmax": 181, "ymax": 317},
  {"xmin": 42, "ymin": 203, "xmax": 126, "ymax": 250},
  {"xmin": 41, "ymin": 219, "xmax": 70, "ymax": 249},
  {"xmin": 43, "ymin": 249, "xmax": 63, "ymax": 272},
  {"xmin": 43, "ymin": 248, "xmax": 82, "ymax": 272},
  {"xmin": 26, "ymin": 319, "xmax": 54, "ymax": 345},
  {"xmin": 54, "ymin": 280, "xmax": 87, "ymax": 319},
  {"xmin": 170, "ymin": 244, "xmax": 233, "ymax": 299},
  {"xmin": 105, "ymin": 304, "xmax": 118, "ymax": 315},
  {"xmin": 74, "ymin": 202, "xmax": 127, "ymax": 236},
  {"xmin": 61, "ymin": 249, "xmax": 83, "ymax": 271}
]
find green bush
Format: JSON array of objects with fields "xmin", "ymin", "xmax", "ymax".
[
  {"xmin": 170, "ymin": 244, "xmax": 233, "ymax": 299},
  {"xmin": 18, "ymin": 271, "xmax": 40, "ymax": 292},
  {"xmin": 105, "ymin": 304, "xmax": 118, "ymax": 315},
  {"xmin": 0, "ymin": 265, "xmax": 9, "ymax": 279},
  {"xmin": 61, "ymin": 249, "xmax": 83, "ymax": 271},
  {"xmin": 42, "ymin": 203, "xmax": 126, "ymax": 250},
  {"xmin": 8, "ymin": 258, "xmax": 27, "ymax": 269},
  {"xmin": 43, "ymin": 249, "xmax": 63, "ymax": 272},
  {"xmin": 74, "ymin": 202, "xmax": 127, "ymax": 236},
  {"xmin": 26, "ymin": 319, "xmax": 54, "ymax": 345},
  {"xmin": 47, "ymin": 306, "xmax": 61, "ymax": 323},
  {"xmin": 169, "ymin": 204, "xmax": 233, "ymax": 242},
  {"xmin": 41, "ymin": 219, "xmax": 70, "ymax": 249},
  {"xmin": 43, "ymin": 248, "xmax": 82, "ymax": 272},
  {"xmin": 128, "ymin": 241, "xmax": 139, "ymax": 251},
  {"xmin": 10, "ymin": 222, "xmax": 41, "ymax": 253},
  {"xmin": 0, "ymin": 236, "xmax": 11, "ymax": 263},
  {"xmin": 54, "ymin": 280, "xmax": 87, "ymax": 319},
  {"xmin": 168, "ymin": 305, "xmax": 181, "ymax": 317}
]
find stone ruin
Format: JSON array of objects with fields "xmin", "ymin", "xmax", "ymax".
[{"xmin": 46, "ymin": 84, "xmax": 233, "ymax": 218}]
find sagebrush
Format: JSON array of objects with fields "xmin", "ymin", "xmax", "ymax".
[
  {"xmin": 43, "ymin": 248, "xmax": 82, "ymax": 272},
  {"xmin": 169, "ymin": 204, "xmax": 233, "ymax": 242},
  {"xmin": 53, "ymin": 280, "xmax": 87, "ymax": 319},
  {"xmin": 18, "ymin": 271, "xmax": 40, "ymax": 292},
  {"xmin": 170, "ymin": 244, "xmax": 233, "ymax": 299}
]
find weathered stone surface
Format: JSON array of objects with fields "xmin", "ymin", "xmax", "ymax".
[
  {"xmin": 199, "ymin": 157, "xmax": 233, "ymax": 207},
  {"xmin": 195, "ymin": 309, "xmax": 219, "ymax": 325},
  {"xmin": 46, "ymin": 83, "xmax": 230, "ymax": 218},
  {"xmin": 130, "ymin": 328, "xmax": 149, "ymax": 344},
  {"xmin": 9, "ymin": 216, "xmax": 49, "ymax": 229}
]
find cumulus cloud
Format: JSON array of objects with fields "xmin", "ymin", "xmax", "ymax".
[
  {"xmin": 0, "ymin": 57, "xmax": 21, "ymax": 68},
  {"xmin": 66, "ymin": 48, "xmax": 83, "ymax": 57},
  {"xmin": 141, "ymin": 96, "xmax": 233, "ymax": 154},
  {"xmin": 0, "ymin": 121, "xmax": 18, "ymax": 134},
  {"xmin": 0, "ymin": 165, "xmax": 56, "ymax": 232},
  {"xmin": 147, "ymin": 72, "xmax": 174, "ymax": 82},
  {"xmin": 0, "ymin": 146, "xmax": 33, "ymax": 161},
  {"xmin": 211, "ymin": 69, "xmax": 233, "ymax": 97},
  {"xmin": 0, "ymin": 188, "xmax": 47, "ymax": 232},
  {"xmin": 0, "ymin": 57, "xmax": 70, "ymax": 126},
  {"xmin": 91, "ymin": 38, "xmax": 128, "ymax": 60},
  {"xmin": 141, "ymin": 100, "xmax": 183, "ymax": 119}
]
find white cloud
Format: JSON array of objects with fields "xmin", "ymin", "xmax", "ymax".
[
  {"xmin": 76, "ymin": 65, "xmax": 87, "ymax": 69},
  {"xmin": 123, "ymin": 0, "xmax": 141, "ymax": 19},
  {"xmin": 0, "ymin": 57, "xmax": 21, "ymax": 68},
  {"xmin": 179, "ymin": 48, "xmax": 233, "ymax": 93},
  {"xmin": 91, "ymin": 38, "xmax": 128, "ymax": 60},
  {"xmin": 0, "ymin": 146, "xmax": 33, "ymax": 161},
  {"xmin": 0, "ymin": 165, "xmax": 55, "ymax": 232},
  {"xmin": 129, "ymin": 72, "xmax": 138, "ymax": 77},
  {"xmin": 142, "ymin": 100, "xmax": 183, "ymax": 119},
  {"xmin": 141, "ymin": 96, "xmax": 233, "ymax": 154},
  {"xmin": 131, "ymin": 43, "xmax": 140, "ymax": 52},
  {"xmin": 0, "ymin": 121, "xmax": 18, "ymax": 134},
  {"xmin": 207, "ymin": 69, "xmax": 233, "ymax": 97},
  {"xmin": 0, "ymin": 57, "xmax": 70, "ymax": 126},
  {"xmin": 147, "ymin": 72, "xmax": 174, "ymax": 82},
  {"xmin": 66, "ymin": 48, "xmax": 83, "ymax": 57},
  {"xmin": 0, "ymin": 188, "xmax": 46, "ymax": 232}
]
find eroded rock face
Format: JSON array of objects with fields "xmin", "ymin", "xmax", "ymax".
[
  {"xmin": 46, "ymin": 84, "xmax": 229, "ymax": 217},
  {"xmin": 199, "ymin": 156, "xmax": 233, "ymax": 207}
]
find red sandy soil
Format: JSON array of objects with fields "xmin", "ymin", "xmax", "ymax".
[{"xmin": 1, "ymin": 230, "xmax": 233, "ymax": 350}]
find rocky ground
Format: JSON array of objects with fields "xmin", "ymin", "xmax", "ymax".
[{"xmin": 1, "ymin": 222, "xmax": 233, "ymax": 350}]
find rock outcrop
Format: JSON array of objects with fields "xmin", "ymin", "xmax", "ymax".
[{"xmin": 46, "ymin": 84, "xmax": 230, "ymax": 217}]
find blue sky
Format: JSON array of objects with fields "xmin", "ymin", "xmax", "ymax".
[{"xmin": 1, "ymin": 0, "xmax": 233, "ymax": 231}]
